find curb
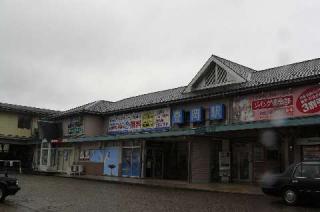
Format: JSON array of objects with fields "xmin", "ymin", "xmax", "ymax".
[{"xmin": 55, "ymin": 175, "xmax": 263, "ymax": 196}]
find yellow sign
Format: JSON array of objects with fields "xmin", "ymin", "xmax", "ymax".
[{"xmin": 142, "ymin": 112, "xmax": 154, "ymax": 128}]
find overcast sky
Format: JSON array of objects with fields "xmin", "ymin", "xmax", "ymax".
[{"xmin": 1, "ymin": 0, "xmax": 320, "ymax": 111}]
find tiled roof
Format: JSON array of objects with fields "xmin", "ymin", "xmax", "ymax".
[
  {"xmin": 0, "ymin": 102, "xmax": 59, "ymax": 116},
  {"xmin": 253, "ymin": 57, "xmax": 320, "ymax": 85},
  {"xmin": 55, "ymin": 100, "xmax": 114, "ymax": 116},
  {"xmin": 107, "ymin": 87, "xmax": 187, "ymax": 112},
  {"xmin": 55, "ymin": 56, "xmax": 320, "ymax": 117}
]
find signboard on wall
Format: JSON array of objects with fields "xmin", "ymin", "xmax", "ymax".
[
  {"xmin": 172, "ymin": 110, "xmax": 184, "ymax": 124},
  {"xmin": 67, "ymin": 117, "xmax": 83, "ymax": 135},
  {"xmin": 233, "ymin": 85, "xmax": 320, "ymax": 122},
  {"xmin": 190, "ymin": 108, "xmax": 203, "ymax": 123},
  {"xmin": 108, "ymin": 108, "xmax": 170, "ymax": 134},
  {"xmin": 210, "ymin": 104, "xmax": 225, "ymax": 120}
]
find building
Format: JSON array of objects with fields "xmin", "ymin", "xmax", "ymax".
[
  {"xmin": 0, "ymin": 102, "xmax": 58, "ymax": 171},
  {"xmin": 28, "ymin": 55, "xmax": 320, "ymax": 183}
]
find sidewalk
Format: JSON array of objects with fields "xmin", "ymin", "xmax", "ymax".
[{"xmin": 57, "ymin": 174, "xmax": 263, "ymax": 195}]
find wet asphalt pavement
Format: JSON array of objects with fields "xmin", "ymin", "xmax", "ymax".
[{"xmin": 0, "ymin": 174, "xmax": 319, "ymax": 212}]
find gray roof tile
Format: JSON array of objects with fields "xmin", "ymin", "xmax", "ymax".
[
  {"xmin": 56, "ymin": 56, "xmax": 320, "ymax": 117},
  {"xmin": 0, "ymin": 102, "xmax": 59, "ymax": 116}
]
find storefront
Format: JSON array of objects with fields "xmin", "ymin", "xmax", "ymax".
[
  {"xmin": 227, "ymin": 84, "xmax": 320, "ymax": 182},
  {"xmin": 296, "ymin": 137, "xmax": 320, "ymax": 161},
  {"xmin": 145, "ymin": 140, "xmax": 188, "ymax": 180},
  {"xmin": 37, "ymin": 139, "xmax": 75, "ymax": 173}
]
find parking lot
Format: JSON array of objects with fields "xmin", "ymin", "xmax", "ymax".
[{"xmin": 0, "ymin": 174, "xmax": 319, "ymax": 212}]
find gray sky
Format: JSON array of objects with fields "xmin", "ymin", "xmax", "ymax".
[{"xmin": 1, "ymin": 0, "xmax": 320, "ymax": 111}]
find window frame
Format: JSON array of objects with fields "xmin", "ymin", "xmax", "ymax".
[{"xmin": 18, "ymin": 115, "xmax": 31, "ymax": 129}]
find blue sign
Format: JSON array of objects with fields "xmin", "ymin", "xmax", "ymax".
[
  {"xmin": 90, "ymin": 150, "xmax": 105, "ymax": 163},
  {"xmin": 104, "ymin": 147, "xmax": 120, "ymax": 176},
  {"xmin": 172, "ymin": 110, "xmax": 184, "ymax": 124},
  {"xmin": 210, "ymin": 104, "xmax": 225, "ymax": 120},
  {"xmin": 190, "ymin": 108, "xmax": 203, "ymax": 123}
]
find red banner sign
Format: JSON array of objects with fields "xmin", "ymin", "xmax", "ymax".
[
  {"xmin": 252, "ymin": 96, "xmax": 293, "ymax": 110},
  {"xmin": 233, "ymin": 85, "xmax": 320, "ymax": 122},
  {"xmin": 296, "ymin": 87, "xmax": 320, "ymax": 113}
]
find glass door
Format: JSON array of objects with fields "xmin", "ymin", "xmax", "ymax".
[
  {"xmin": 239, "ymin": 152, "xmax": 250, "ymax": 180},
  {"xmin": 232, "ymin": 143, "xmax": 252, "ymax": 182},
  {"xmin": 57, "ymin": 150, "xmax": 64, "ymax": 171},
  {"xmin": 154, "ymin": 150, "xmax": 163, "ymax": 178},
  {"xmin": 122, "ymin": 147, "xmax": 141, "ymax": 177}
]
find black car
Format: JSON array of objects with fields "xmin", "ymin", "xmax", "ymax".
[
  {"xmin": 261, "ymin": 161, "xmax": 320, "ymax": 205},
  {"xmin": 0, "ymin": 174, "xmax": 20, "ymax": 202}
]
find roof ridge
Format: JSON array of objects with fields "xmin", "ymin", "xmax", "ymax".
[
  {"xmin": 212, "ymin": 55, "xmax": 255, "ymax": 72},
  {"xmin": 64, "ymin": 100, "xmax": 99, "ymax": 112},
  {"xmin": 84, "ymin": 100, "xmax": 103, "ymax": 110},
  {"xmin": 256, "ymin": 57, "xmax": 320, "ymax": 73}
]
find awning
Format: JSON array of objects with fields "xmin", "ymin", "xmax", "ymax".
[
  {"xmin": 65, "ymin": 128, "xmax": 206, "ymax": 143},
  {"xmin": 63, "ymin": 115, "xmax": 320, "ymax": 143},
  {"xmin": 206, "ymin": 115, "xmax": 320, "ymax": 133}
]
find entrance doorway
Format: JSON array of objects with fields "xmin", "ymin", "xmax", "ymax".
[
  {"xmin": 121, "ymin": 147, "xmax": 141, "ymax": 177},
  {"xmin": 232, "ymin": 143, "xmax": 252, "ymax": 182},
  {"xmin": 145, "ymin": 141, "xmax": 188, "ymax": 180},
  {"xmin": 146, "ymin": 149, "xmax": 164, "ymax": 178},
  {"xmin": 57, "ymin": 149, "xmax": 72, "ymax": 172}
]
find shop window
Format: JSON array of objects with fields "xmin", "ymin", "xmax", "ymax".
[
  {"xmin": 18, "ymin": 116, "xmax": 31, "ymax": 129},
  {"xmin": 0, "ymin": 144, "xmax": 9, "ymax": 153},
  {"xmin": 254, "ymin": 146, "xmax": 264, "ymax": 162},
  {"xmin": 303, "ymin": 145, "xmax": 320, "ymax": 161},
  {"xmin": 79, "ymin": 149, "xmax": 90, "ymax": 161},
  {"xmin": 50, "ymin": 149, "xmax": 56, "ymax": 167},
  {"xmin": 266, "ymin": 150, "xmax": 278, "ymax": 161},
  {"xmin": 41, "ymin": 149, "xmax": 48, "ymax": 166}
]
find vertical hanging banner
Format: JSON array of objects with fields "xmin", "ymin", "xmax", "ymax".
[{"xmin": 108, "ymin": 108, "xmax": 170, "ymax": 134}]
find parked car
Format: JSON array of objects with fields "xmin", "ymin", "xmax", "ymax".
[
  {"xmin": 0, "ymin": 173, "xmax": 20, "ymax": 202},
  {"xmin": 261, "ymin": 161, "xmax": 320, "ymax": 205}
]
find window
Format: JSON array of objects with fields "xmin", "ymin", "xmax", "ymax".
[
  {"xmin": 266, "ymin": 150, "xmax": 278, "ymax": 161},
  {"xmin": 205, "ymin": 64, "xmax": 229, "ymax": 87},
  {"xmin": 0, "ymin": 144, "xmax": 9, "ymax": 153},
  {"xmin": 41, "ymin": 149, "xmax": 48, "ymax": 166},
  {"xmin": 294, "ymin": 164, "xmax": 320, "ymax": 178},
  {"xmin": 18, "ymin": 116, "xmax": 31, "ymax": 129},
  {"xmin": 184, "ymin": 111, "xmax": 190, "ymax": 123},
  {"xmin": 254, "ymin": 146, "xmax": 264, "ymax": 162}
]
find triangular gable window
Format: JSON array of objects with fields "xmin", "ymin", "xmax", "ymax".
[
  {"xmin": 184, "ymin": 56, "xmax": 248, "ymax": 93},
  {"xmin": 205, "ymin": 64, "xmax": 229, "ymax": 86}
]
